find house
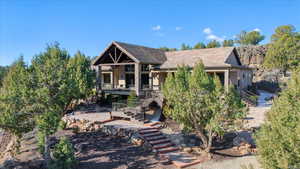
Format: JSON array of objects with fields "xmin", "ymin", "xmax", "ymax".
[{"xmin": 92, "ymin": 41, "xmax": 253, "ymax": 97}]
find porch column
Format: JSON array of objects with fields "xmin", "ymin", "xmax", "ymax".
[
  {"xmin": 149, "ymin": 65, "xmax": 153, "ymax": 90},
  {"xmin": 135, "ymin": 63, "xmax": 141, "ymax": 96},
  {"xmin": 96, "ymin": 66, "xmax": 102, "ymax": 92},
  {"xmin": 149, "ymin": 71, "xmax": 153, "ymax": 90},
  {"xmin": 224, "ymin": 69, "xmax": 229, "ymax": 92},
  {"xmin": 110, "ymin": 67, "xmax": 114, "ymax": 89}
]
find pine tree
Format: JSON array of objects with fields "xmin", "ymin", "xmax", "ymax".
[
  {"xmin": 194, "ymin": 42, "xmax": 206, "ymax": 49},
  {"xmin": 263, "ymin": 25, "xmax": 300, "ymax": 76},
  {"xmin": 235, "ymin": 30, "xmax": 265, "ymax": 45},
  {"xmin": 222, "ymin": 39, "xmax": 234, "ymax": 47},
  {"xmin": 206, "ymin": 40, "xmax": 221, "ymax": 48}
]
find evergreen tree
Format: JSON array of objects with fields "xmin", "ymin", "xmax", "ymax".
[
  {"xmin": 31, "ymin": 43, "xmax": 74, "ymax": 166},
  {"xmin": 206, "ymin": 40, "xmax": 221, "ymax": 48},
  {"xmin": 181, "ymin": 43, "xmax": 192, "ymax": 50},
  {"xmin": 236, "ymin": 30, "xmax": 265, "ymax": 45},
  {"xmin": 194, "ymin": 42, "xmax": 206, "ymax": 49},
  {"xmin": 0, "ymin": 58, "xmax": 35, "ymax": 153},
  {"xmin": 67, "ymin": 51, "xmax": 95, "ymax": 102},
  {"xmin": 222, "ymin": 39, "xmax": 234, "ymax": 47},
  {"xmin": 50, "ymin": 137, "xmax": 77, "ymax": 169},
  {"xmin": 264, "ymin": 25, "xmax": 300, "ymax": 76},
  {"xmin": 255, "ymin": 68, "xmax": 300, "ymax": 169},
  {"xmin": 159, "ymin": 46, "xmax": 177, "ymax": 51},
  {"xmin": 163, "ymin": 62, "xmax": 246, "ymax": 153},
  {"xmin": 0, "ymin": 66, "xmax": 9, "ymax": 87}
]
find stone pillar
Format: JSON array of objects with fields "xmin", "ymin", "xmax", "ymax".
[
  {"xmin": 135, "ymin": 63, "xmax": 141, "ymax": 96},
  {"xmin": 224, "ymin": 69, "xmax": 229, "ymax": 92}
]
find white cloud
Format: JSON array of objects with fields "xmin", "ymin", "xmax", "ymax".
[
  {"xmin": 175, "ymin": 26, "xmax": 182, "ymax": 31},
  {"xmin": 203, "ymin": 27, "xmax": 212, "ymax": 34},
  {"xmin": 203, "ymin": 27, "xmax": 224, "ymax": 42},
  {"xmin": 206, "ymin": 34, "xmax": 224, "ymax": 42},
  {"xmin": 253, "ymin": 28, "xmax": 261, "ymax": 32},
  {"xmin": 152, "ymin": 25, "xmax": 161, "ymax": 31}
]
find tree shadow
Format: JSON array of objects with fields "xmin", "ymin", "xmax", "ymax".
[{"xmin": 70, "ymin": 131, "xmax": 164, "ymax": 169}]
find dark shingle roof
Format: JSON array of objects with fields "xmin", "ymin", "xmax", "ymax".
[
  {"xmin": 93, "ymin": 41, "xmax": 249, "ymax": 69},
  {"xmin": 114, "ymin": 41, "xmax": 166, "ymax": 64}
]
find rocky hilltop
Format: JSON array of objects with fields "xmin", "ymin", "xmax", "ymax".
[
  {"xmin": 236, "ymin": 45, "xmax": 268, "ymax": 66},
  {"xmin": 236, "ymin": 45, "xmax": 286, "ymax": 93}
]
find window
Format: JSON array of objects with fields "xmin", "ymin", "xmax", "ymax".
[
  {"xmin": 125, "ymin": 74, "xmax": 135, "ymax": 88},
  {"xmin": 103, "ymin": 73, "xmax": 111, "ymax": 84},
  {"xmin": 141, "ymin": 73, "xmax": 150, "ymax": 89},
  {"xmin": 142, "ymin": 64, "xmax": 150, "ymax": 71},
  {"xmin": 125, "ymin": 65, "xmax": 134, "ymax": 72}
]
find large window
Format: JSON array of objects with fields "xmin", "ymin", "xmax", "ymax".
[
  {"xmin": 141, "ymin": 64, "xmax": 150, "ymax": 71},
  {"xmin": 141, "ymin": 73, "xmax": 150, "ymax": 89},
  {"xmin": 103, "ymin": 73, "xmax": 111, "ymax": 84},
  {"xmin": 125, "ymin": 65, "xmax": 134, "ymax": 72},
  {"xmin": 125, "ymin": 74, "xmax": 135, "ymax": 88}
]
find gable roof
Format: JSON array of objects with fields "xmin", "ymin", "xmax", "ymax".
[
  {"xmin": 115, "ymin": 41, "xmax": 167, "ymax": 64},
  {"xmin": 93, "ymin": 41, "xmax": 249, "ymax": 69},
  {"xmin": 159, "ymin": 47, "xmax": 242, "ymax": 69},
  {"xmin": 92, "ymin": 41, "xmax": 166, "ymax": 65}
]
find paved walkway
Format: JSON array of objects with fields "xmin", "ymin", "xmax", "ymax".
[{"xmin": 245, "ymin": 90, "xmax": 275, "ymax": 129}]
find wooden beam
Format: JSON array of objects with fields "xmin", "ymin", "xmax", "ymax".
[
  {"xmin": 114, "ymin": 47, "xmax": 117, "ymax": 62},
  {"xmin": 99, "ymin": 62, "xmax": 135, "ymax": 66},
  {"xmin": 108, "ymin": 53, "xmax": 116, "ymax": 63},
  {"xmin": 116, "ymin": 51, "xmax": 123, "ymax": 63}
]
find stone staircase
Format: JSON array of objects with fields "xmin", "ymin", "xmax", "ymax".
[{"xmin": 139, "ymin": 122, "xmax": 205, "ymax": 168}]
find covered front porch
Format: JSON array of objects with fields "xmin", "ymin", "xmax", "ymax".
[{"xmin": 93, "ymin": 42, "xmax": 155, "ymax": 96}]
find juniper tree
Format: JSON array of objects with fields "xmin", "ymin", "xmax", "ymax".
[
  {"xmin": 67, "ymin": 51, "xmax": 95, "ymax": 103},
  {"xmin": 163, "ymin": 62, "xmax": 246, "ymax": 153},
  {"xmin": 0, "ymin": 58, "xmax": 35, "ymax": 153},
  {"xmin": 255, "ymin": 68, "xmax": 300, "ymax": 169},
  {"xmin": 31, "ymin": 43, "xmax": 75, "ymax": 165}
]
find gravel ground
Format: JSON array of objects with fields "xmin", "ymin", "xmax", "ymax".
[
  {"xmin": 71, "ymin": 131, "xmax": 174, "ymax": 169},
  {"xmin": 192, "ymin": 156, "xmax": 260, "ymax": 169}
]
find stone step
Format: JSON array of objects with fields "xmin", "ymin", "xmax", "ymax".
[
  {"xmin": 165, "ymin": 152, "xmax": 206, "ymax": 168},
  {"xmin": 139, "ymin": 129, "xmax": 159, "ymax": 134},
  {"xmin": 157, "ymin": 147, "xmax": 179, "ymax": 154},
  {"xmin": 144, "ymin": 121, "xmax": 161, "ymax": 127},
  {"xmin": 149, "ymin": 139, "xmax": 171, "ymax": 145},
  {"xmin": 144, "ymin": 135, "xmax": 166, "ymax": 141},
  {"xmin": 141, "ymin": 132, "xmax": 162, "ymax": 137},
  {"xmin": 139, "ymin": 127, "xmax": 160, "ymax": 131},
  {"xmin": 152, "ymin": 143, "xmax": 174, "ymax": 149}
]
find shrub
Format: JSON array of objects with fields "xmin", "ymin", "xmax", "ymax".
[
  {"xmin": 255, "ymin": 69, "xmax": 300, "ymax": 169},
  {"xmin": 58, "ymin": 120, "xmax": 67, "ymax": 130},
  {"xmin": 50, "ymin": 137, "xmax": 77, "ymax": 169},
  {"xmin": 127, "ymin": 91, "xmax": 138, "ymax": 107}
]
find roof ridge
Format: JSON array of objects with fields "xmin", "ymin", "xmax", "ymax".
[
  {"xmin": 165, "ymin": 46, "xmax": 235, "ymax": 54},
  {"xmin": 113, "ymin": 41, "xmax": 164, "ymax": 51}
]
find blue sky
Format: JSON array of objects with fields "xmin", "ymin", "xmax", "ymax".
[{"xmin": 1, "ymin": 0, "xmax": 300, "ymax": 66}]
